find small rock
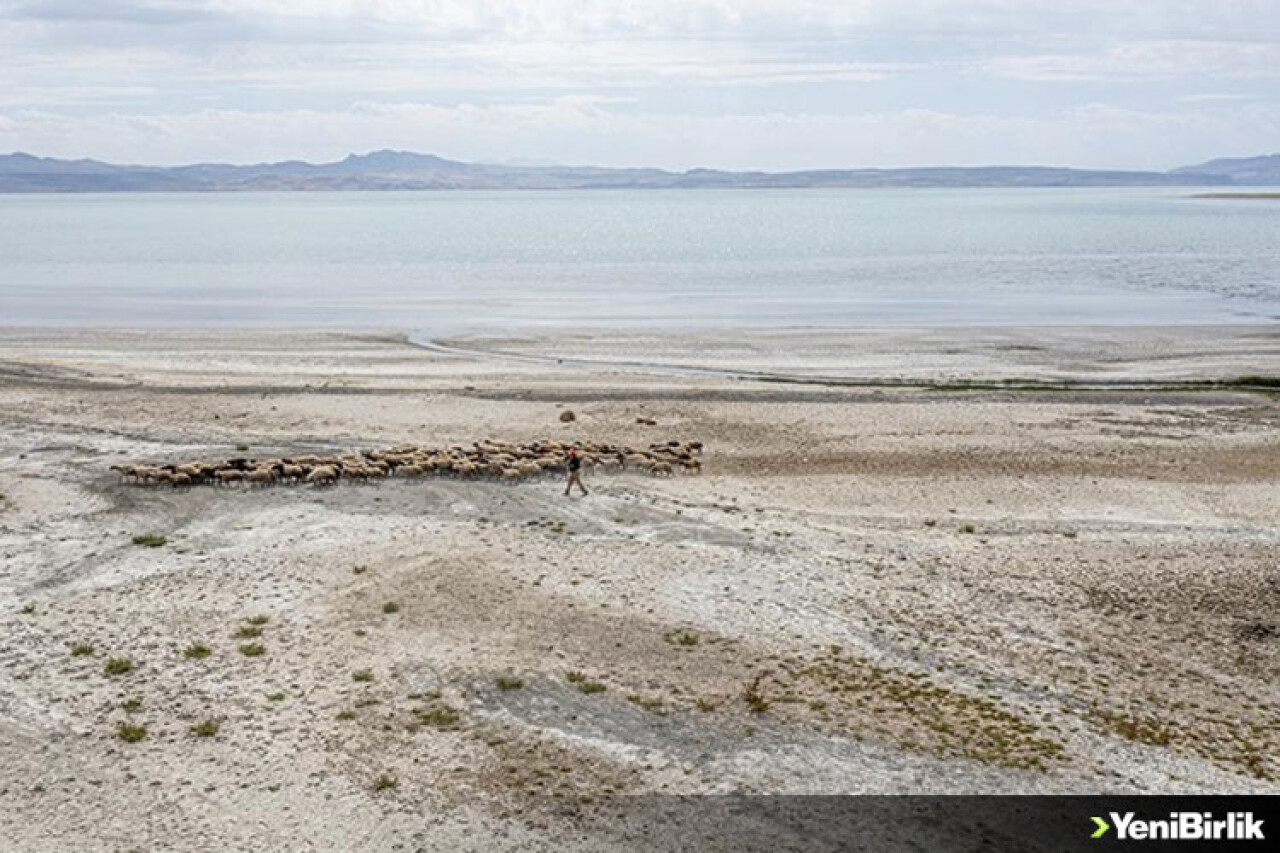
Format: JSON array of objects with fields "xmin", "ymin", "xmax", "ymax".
[{"xmin": 559, "ymin": 410, "xmax": 576, "ymax": 423}]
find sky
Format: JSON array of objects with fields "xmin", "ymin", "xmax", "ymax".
[{"xmin": 1, "ymin": 0, "xmax": 1278, "ymax": 171}]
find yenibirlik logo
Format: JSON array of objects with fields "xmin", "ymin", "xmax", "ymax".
[{"xmin": 1090, "ymin": 812, "xmax": 1265, "ymax": 841}]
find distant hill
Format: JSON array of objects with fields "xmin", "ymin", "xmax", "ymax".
[
  {"xmin": 1171, "ymin": 154, "xmax": 1280, "ymax": 185},
  {"xmin": 0, "ymin": 149, "xmax": 1261, "ymax": 192}
]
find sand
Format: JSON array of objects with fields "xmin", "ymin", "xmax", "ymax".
[{"xmin": 1, "ymin": 326, "xmax": 1278, "ymax": 851}]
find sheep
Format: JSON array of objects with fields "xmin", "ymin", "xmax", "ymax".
[
  {"xmin": 246, "ymin": 467, "xmax": 278, "ymax": 487},
  {"xmin": 623, "ymin": 453, "xmax": 650, "ymax": 470},
  {"xmin": 111, "ymin": 437, "xmax": 706, "ymax": 493},
  {"xmin": 110, "ymin": 464, "xmax": 140, "ymax": 483},
  {"xmin": 649, "ymin": 461, "xmax": 674, "ymax": 477},
  {"xmin": 306, "ymin": 465, "xmax": 338, "ymax": 486}
]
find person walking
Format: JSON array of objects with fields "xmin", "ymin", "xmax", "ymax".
[{"xmin": 564, "ymin": 445, "xmax": 588, "ymax": 497}]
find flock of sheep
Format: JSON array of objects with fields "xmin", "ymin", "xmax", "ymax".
[{"xmin": 110, "ymin": 438, "xmax": 704, "ymax": 488}]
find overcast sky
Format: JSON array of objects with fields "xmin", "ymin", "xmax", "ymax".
[{"xmin": 1, "ymin": 0, "xmax": 1278, "ymax": 170}]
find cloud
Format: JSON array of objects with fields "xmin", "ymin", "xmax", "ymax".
[
  {"xmin": 981, "ymin": 40, "xmax": 1280, "ymax": 82},
  {"xmin": 3, "ymin": 1, "xmax": 1279, "ymax": 168}
]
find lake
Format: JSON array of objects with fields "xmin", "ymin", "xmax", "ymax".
[{"xmin": 2, "ymin": 188, "xmax": 1277, "ymax": 331}]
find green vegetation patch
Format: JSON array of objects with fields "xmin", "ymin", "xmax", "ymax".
[
  {"xmin": 794, "ymin": 650, "xmax": 1065, "ymax": 771},
  {"xmin": 117, "ymin": 723, "xmax": 147, "ymax": 743},
  {"xmin": 131, "ymin": 534, "xmax": 167, "ymax": 547},
  {"xmin": 104, "ymin": 657, "xmax": 136, "ymax": 676},
  {"xmin": 191, "ymin": 719, "xmax": 220, "ymax": 738}
]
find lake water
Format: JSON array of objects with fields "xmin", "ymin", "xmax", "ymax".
[{"xmin": 1, "ymin": 189, "xmax": 1277, "ymax": 332}]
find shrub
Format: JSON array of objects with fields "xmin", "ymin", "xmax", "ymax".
[
  {"xmin": 120, "ymin": 698, "xmax": 143, "ymax": 712},
  {"xmin": 183, "ymin": 643, "xmax": 212, "ymax": 660},
  {"xmin": 382, "ymin": 601, "xmax": 400, "ymax": 614},
  {"xmin": 495, "ymin": 676, "xmax": 525, "ymax": 691},
  {"xmin": 236, "ymin": 624, "xmax": 263, "ymax": 639},
  {"xmin": 372, "ymin": 774, "xmax": 398, "ymax": 792},
  {"xmin": 70, "ymin": 642, "xmax": 95, "ymax": 657},
  {"xmin": 239, "ymin": 643, "xmax": 265, "ymax": 657},
  {"xmin": 131, "ymin": 534, "xmax": 166, "ymax": 548},
  {"xmin": 352, "ymin": 669, "xmax": 375, "ymax": 683}
]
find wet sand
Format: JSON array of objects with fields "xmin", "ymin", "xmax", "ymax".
[{"xmin": 1, "ymin": 326, "xmax": 1278, "ymax": 851}]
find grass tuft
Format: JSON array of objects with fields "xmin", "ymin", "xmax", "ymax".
[
  {"xmin": 70, "ymin": 642, "xmax": 95, "ymax": 657},
  {"xmin": 416, "ymin": 707, "xmax": 461, "ymax": 729},
  {"xmin": 372, "ymin": 774, "xmax": 398, "ymax": 792},
  {"xmin": 117, "ymin": 723, "xmax": 147, "ymax": 743},
  {"xmin": 104, "ymin": 657, "xmax": 136, "ymax": 676},
  {"xmin": 352, "ymin": 669, "xmax": 375, "ymax": 683},
  {"xmin": 239, "ymin": 643, "xmax": 265, "ymax": 657},
  {"xmin": 742, "ymin": 672, "xmax": 771, "ymax": 714},
  {"xmin": 191, "ymin": 719, "xmax": 220, "ymax": 738},
  {"xmin": 382, "ymin": 601, "xmax": 400, "ymax": 614},
  {"xmin": 666, "ymin": 629, "xmax": 700, "ymax": 647},
  {"xmin": 495, "ymin": 676, "xmax": 525, "ymax": 691},
  {"xmin": 183, "ymin": 643, "xmax": 212, "ymax": 660},
  {"xmin": 131, "ymin": 534, "xmax": 167, "ymax": 547}
]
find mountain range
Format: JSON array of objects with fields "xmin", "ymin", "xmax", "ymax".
[{"xmin": 1, "ymin": 150, "xmax": 1277, "ymax": 192}]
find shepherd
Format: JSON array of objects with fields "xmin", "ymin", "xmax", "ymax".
[{"xmin": 564, "ymin": 444, "xmax": 588, "ymax": 497}]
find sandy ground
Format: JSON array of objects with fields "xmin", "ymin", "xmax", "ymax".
[{"xmin": 1, "ymin": 326, "xmax": 1278, "ymax": 851}]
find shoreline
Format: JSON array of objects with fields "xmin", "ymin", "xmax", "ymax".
[{"xmin": 2, "ymin": 326, "xmax": 1277, "ymax": 849}]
